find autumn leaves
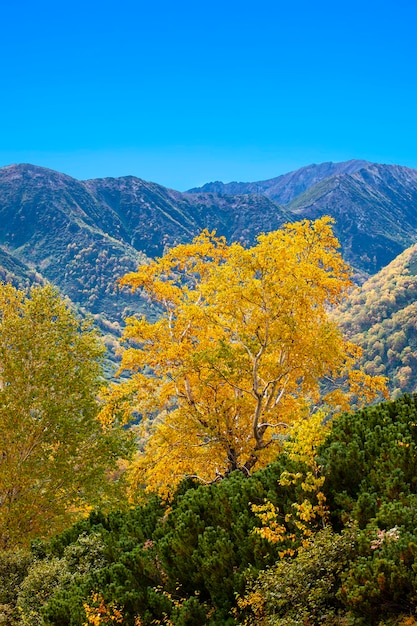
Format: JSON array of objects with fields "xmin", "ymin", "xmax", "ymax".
[
  {"xmin": 0, "ymin": 217, "xmax": 388, "ymax": 547},
  {"xmin": 0, "ymin": 285, "xmax": 132, "ymax": 547},
  {"xmin": 103, "ymin": 217, "xmax": 387, "ymax": 499}
]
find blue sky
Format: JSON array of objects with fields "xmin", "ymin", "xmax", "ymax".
[{"xmin": 1, "ymin": 0, "xmax": 416, "ymax": 190}]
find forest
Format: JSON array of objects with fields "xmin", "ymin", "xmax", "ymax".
[{"xmin": 1, "ymin": 217, "xmax": 417, "ymax": 625}]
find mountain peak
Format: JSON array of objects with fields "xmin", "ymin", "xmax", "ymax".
[
  {"xmin": 0, "ymin": 163, "xmax": 78, "ymax": 187},
  {"xmin": 186, "ymin": 159, "xmax": 371, "ymax": 204}
]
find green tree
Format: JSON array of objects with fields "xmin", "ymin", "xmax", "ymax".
[
  {"xmin": 0, "ymin": 283, "xmax": 132, "ymax": 548},
  {"xmin": 320, "ymin": 394, "xmax": 417, "ymax": 529},
  {"xmin": 318, "ymin": 395, "xmax": 417, "ymax": 623}
]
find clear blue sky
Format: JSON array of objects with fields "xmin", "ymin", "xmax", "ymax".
[{"xmin": 1, "ymin": 0, "xmax": 416, "ymax": 190}]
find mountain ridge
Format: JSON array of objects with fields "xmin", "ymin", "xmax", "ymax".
[
  {"xmin": 285, "ymin": 163, "xmax": 417, "ymax": 274},
  {"xmin": 2, "ymin": 158, "xmax": 417, "ymax": 341},
  {"xmin": 186, "ymin": 159, "xmax": 370, "ymax": 203},
  {"xmin": 0, "ymin": 163, "xmax": 292, "ymax": 330}
]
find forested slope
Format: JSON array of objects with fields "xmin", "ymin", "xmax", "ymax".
[{"xmin": 335, "ymin": 242, "xmax": 417, "ymax": 397}]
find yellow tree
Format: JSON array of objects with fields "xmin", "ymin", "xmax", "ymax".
[
  {"xmin": 103, "ymin": 217, "xmax": 387, "ymax": 499},
  {"xmin": 0, "ymin": 284, "xmax": 132, "ymax": 548}
]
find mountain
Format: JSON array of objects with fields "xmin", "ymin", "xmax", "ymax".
[
  {"xmin": 0, "ymin": 164, "xmax": 148, "ymax": 330},
  {"xmin": 334, "ymin": 241, "xmax": 417, "ymax": 398},
  {"xmin": 0, "ymin": 163, "xmax": 290, "ymax": 329},
  {"xmin": 286, "ymin": 163, "xmax": 417, "ymax": 275},
  {"xmin": 3, "ymin": 159, "xmax": 417, "ymax": 380},
  {"xmin": 0, "ymin": 247, "xmax": 45, "ymax": 289},
  {"xmin": 187, "ymin": 160, "xmax": 369, "ymax": 204},
  {"xmin": 85, "ymin": 175, "xmax": 292, "ymax": 257},
  {"xmin": 190, "ymin": 160, "xmax": 417, "ymax": 277},
  {"xmin": 2, "ymin": 161, "xmax": 417, "ymax": 311}
]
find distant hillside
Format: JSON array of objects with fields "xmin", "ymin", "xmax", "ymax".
[
  {"xmin": 0, "ymin": 164, "xmax": 290, "ymax": 330},
  {"xmin": 85, "ymin": 175, "xmax": 292, "ymax": 257},
  {"xmin": 0, "ymin": 164, "xmax": 148, "ymax": 331},
  {"xmin": 189, "ymin": 161, "xmax": 417, "ymax": 277},
  {"xmin": 0, "ymin": 247, "xmax": 45, "ymax": 289},
  {"xmin": 335, "ymin": 242, "xmax": 417, "ymax": 398},
  {"xmin": 286, "ymin": 163, "xmax": 417, "ymax": 275},
  {"xmin": 187, "ymin": 159, "xmax": 369, "ymax": 204}
]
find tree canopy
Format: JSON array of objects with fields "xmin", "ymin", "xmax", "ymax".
[
  {"xmin": 103, "ymin": 217, "xmax": 387, "ymax": 499},
  {"xmin": 0, "ymin": 283, "xmax": 132, "ymax": 548}
]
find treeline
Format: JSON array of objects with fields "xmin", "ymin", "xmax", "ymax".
[{"xmin": 2, "ymin": 394, "xmax": 417, "ymax": 625}]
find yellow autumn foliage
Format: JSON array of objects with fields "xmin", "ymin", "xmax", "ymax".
[
  {"xmin": 83, "ymin": 593, "xmax": 123, "ymax": 625},
  {"xmin": 102, "ymin": 218, "xmax": 387, "ymax": 499}
]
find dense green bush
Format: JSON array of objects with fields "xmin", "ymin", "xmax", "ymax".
[
  {"xmin": 320, "ymin": 394, "xmax": 417, "ymax": 528},
  {"xmin": 20, "ymin": 461, "xmax": 300, "ymax": 625},
  {"xmin": 0, "ymin": 548, "xmax": 33, "ymax": 625},
  {"xmin": 340, "ymin": 524, "xmax": 417, "ymax": 624},
  {"xmin": 238, "ymin": 394, "xmax": 417, "ymax": 626},
  {"xmin": 237, "ymin": 526, "xmax": 358, "ymax": 626},
  {"xmin": 318, "ymin": 394, "xmax": 417, "ymax": 623},
  {"xmin": 8, "ymin": 394, "xmax": 417, "ymax": 625}
]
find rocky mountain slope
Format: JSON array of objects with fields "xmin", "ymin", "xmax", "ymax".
[
  {"xmin": 0, "ymin": 163, "xmax": 290, "ymax": 333},
  {"xmin": 0, "ymin": 164, "xmax": 147, "ymax": 330},
  {"xmin": 85, "ymin": 175, "xmax": 291, "ymax": 257},
  {"xmin": 286, "ymin": 163, "xmax": 417, "ymax": 275},
  {"xmin": 191, "ymin": 161, "xmax": 417, "ymax": 277},
  {"xmin": 187, "ymin": 159, "xmax": 369, "ymax": 204}
]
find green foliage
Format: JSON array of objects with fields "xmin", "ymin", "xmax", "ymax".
[
  {"xmin": 8, "ymin": 393, "xmax": 417, "ymax": 625},
  {"xmin": 0, "ymin": 283, "xmax": 133, "ymax": 548},
  {"xmin": 318, "ymin": 394, "xmax": 417, "ymax": 623},
  {"xmin": 11, "ymin": 459, "xmax": 302, "ymax": 626},
  {"xmin": 151, "ymin": 467, "xmax": 289, "ymax": 621},
  {"xmin": 340, "ymin": 525, "xmax": 417, "ymax": 624},
  {"xmin": 320, "ymin": 394, "xmax": 417, "ymax": 527},
  {"xmin": 32, "ymin": 496, "xmax": 170, "ymax": 625},
  {"xmin": 237, "ymin": 527, "xmax": 357, "ymax": 625},
  {"xmin": 18, "ymin": 557, "xmax": 69, "ymax": 626},
  {"xmin": 0, "ymin": 548, "xmax": 33, "ymax": 624},
  {"xmin": 18, "ymin": 532, "xmax": 108, "ymax": 626}
]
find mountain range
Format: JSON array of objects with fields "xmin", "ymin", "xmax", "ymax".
[
  {"xmin": 2, "ymin": 158, "xmax": 417, "ymax": 379},
  {"xmin": 187, "ymin": 159, "xmax": 369, "ymax": 202}
]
